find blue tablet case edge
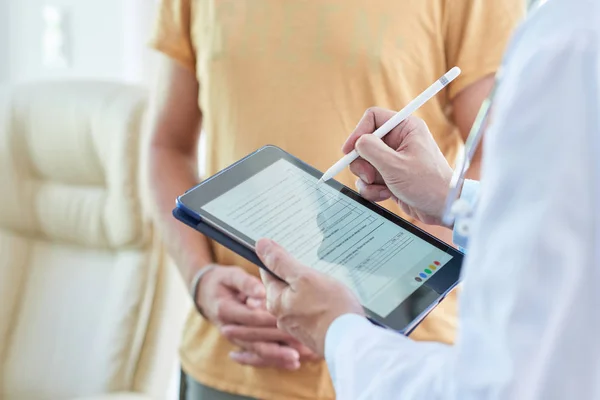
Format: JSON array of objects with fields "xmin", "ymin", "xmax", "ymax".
[{"xmin": 172, "ymin": 206, "xmax": 272, "ymax": 274}]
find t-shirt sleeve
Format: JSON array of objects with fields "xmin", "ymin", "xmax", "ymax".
[
  {"xmin": 444, "ymin": 0, "xmax": 525, "ymax": 98},
  {"xmin": 149, "ymin": 0, "xmax": 196, "ymax": 72}
]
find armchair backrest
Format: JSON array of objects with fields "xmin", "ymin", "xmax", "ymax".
[{"xmin": 0, "ymin": 82, "xmax": 188, "ymax": 400}]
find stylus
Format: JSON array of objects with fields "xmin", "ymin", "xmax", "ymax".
[{"xmin": 318, "ymin": 67, "xmax": 461, "ymax": 183}]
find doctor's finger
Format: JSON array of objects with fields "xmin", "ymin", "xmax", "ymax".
[
  {"xmin": 342, "ymin": 107, "xmax": 398, "ymax": 154},
  {"xmin": 259, "ymin": 268, "xmax": 287, "ymax": 296},
  {"xmin": 259, "ymin": 268, "xmax": 287, "ymax": 315},
  {"xmin": 349, "ymin": 158, "xmax": 385, "ymax": 185},
  {"xmin": 355, "ymin": 180, "xmax": 393, "ymax": 202}
]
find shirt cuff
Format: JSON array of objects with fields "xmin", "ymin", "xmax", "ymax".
[
  {"xmin": 325, "ymin": 313, "xmax": 374, "ymax": 383},
  {"xmin": 452, "ymin": 179, "xmax": 480, "ymax": 250}
]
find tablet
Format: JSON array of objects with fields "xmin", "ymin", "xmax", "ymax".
[{"xmin": 174, "ymin": 145, "xmax": 463, "ymax": 334}]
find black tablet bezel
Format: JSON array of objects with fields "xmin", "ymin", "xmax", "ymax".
[{"xmin": 177, "ymin": 145, "xmax": 463, "ymax": 333}]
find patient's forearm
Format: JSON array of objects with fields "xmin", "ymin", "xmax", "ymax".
[{"xmin": 149, "ymin": 145, "xmax": 213, "ymax": 285}]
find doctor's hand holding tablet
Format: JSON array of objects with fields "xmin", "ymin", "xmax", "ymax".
[{"xmin": 343, "ymin": 110, "xmax": 455, "ymax": 227}]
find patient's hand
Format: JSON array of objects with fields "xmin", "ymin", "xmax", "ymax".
[
  {"xmin": 221, "ymin": 297, "xmax": 322, "ymax": 366},
  {"xmin": 197, "ymin": 265, "xmax": 305, "ymax": 370}
]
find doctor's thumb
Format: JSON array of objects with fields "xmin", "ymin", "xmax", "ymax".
[
  {"xmin": 355, "ymin": 134, "xmax": 401, "ymax": 179},
  {"xmin": 256, "ymin": 239, "xmax": 297, "ymax": 283}
]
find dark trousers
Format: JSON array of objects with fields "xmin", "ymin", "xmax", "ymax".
[{"xmin": 180, "ymin": 370, "xmax": 256, "ymax": 400}]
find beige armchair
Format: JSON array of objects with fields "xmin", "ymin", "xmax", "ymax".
[{"xmin": 0, "ymin": 82, "xmax": 190, "ymax": 400}]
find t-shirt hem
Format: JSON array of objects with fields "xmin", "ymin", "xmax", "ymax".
[{"xmin": 179, "ymin": 353, "xmax": 335, "ymax": 400}]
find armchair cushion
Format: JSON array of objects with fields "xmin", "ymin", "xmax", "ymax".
[{"xmin": 0, "ymin": 82, "xmax": 179, "ymax": 400}]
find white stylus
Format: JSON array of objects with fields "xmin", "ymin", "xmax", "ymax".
[{"xmin": 318, "ymin": 66, "xmax": 461, "ymax": 183}]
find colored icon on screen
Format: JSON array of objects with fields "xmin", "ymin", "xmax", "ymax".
[
  {"xmin": 430, "ymin": 265, "xmax": 437, "ymax": 271},
  {"xmin": 419, "ymin": 272, "xmax": 427, "ymax": 279},
  {"xmin": 434, "ymin": 261, "xmax": 441, "ymax": 266},
  {"xmin": 415, "ymin": 277, "xmax": 422, "ymax": 282},
  {"xmin": 424, "ymin": 269, "xmax": 432, "ymax": 274}
]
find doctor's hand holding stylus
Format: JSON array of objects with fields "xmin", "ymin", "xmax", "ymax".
[
  {"xmin": 319, "ymin": 67, "xmax": 460, "ymax": 183},
  {"xmin": 343, "ymin": 109, "xmax": 454, "ymax": 227}
]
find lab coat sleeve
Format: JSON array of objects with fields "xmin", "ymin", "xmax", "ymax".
[
  {"xmin": 325, "ymin": 314, "xmax": 452, "ymax": 400},
  {"xmin": 324, "ymin": 23, "xmax": 600, "ymax": 400}
]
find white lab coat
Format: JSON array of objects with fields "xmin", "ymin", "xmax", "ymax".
[{"xmin": 324, "ymin": 1, "xmax": 600, "ymax": 399}]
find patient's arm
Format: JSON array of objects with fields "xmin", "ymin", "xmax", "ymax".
[{"xmin": 147, "ymin": 56, "xmax": 213, "ymax": 284}]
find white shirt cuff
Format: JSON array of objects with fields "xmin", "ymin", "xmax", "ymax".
[
  {"xmin": 452, "ymin": 179, "xmax": 480, "ymax": 250},
  {"xmin": 325, "ymin": 313, "xmax": 374, "ymax": 383}
]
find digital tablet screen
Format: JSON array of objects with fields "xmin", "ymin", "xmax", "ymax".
[{"xmin": 201, "ymin": 158, "xmax": 454, "ymax": 319}]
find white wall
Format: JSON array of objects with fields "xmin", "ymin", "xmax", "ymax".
[
  {"xmin": 4, "ymin": 0, "xmax": 158, "ymax": 85},
  {"xmin": 0, "ymin": 0, "xmax": 9, "ymax": 84}
]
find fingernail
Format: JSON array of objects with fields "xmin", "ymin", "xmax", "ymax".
[
  {"xmin": 284, "ymin": 348, "xmax": 300, "ymax": 361},
  {"xmin": 256, "ymin": 238, "xmax": 272, "ymax": 258},
  {"xmin": 356, "ymin": 179, "xmax": 365, "ymax": 192},
  {"xmin": 359, "ymin": 173, "xmax": 368, "ymax": 183},
  {"xmin": 287, "ymin": 361, "xmax": 301, "ymax": 370},
  {"xmin": 253, "ymin": 285, "xmax": 265, "ymax": 297},
  {"xmin": 379, "ymin": 189, "xmax": 391, "ymax": 200},
  {"xmin": 247, "ymin": 298, "xmax": 263, "ymax": 308},
  {"xmin": 220, "ymin": 326, "xmax": 232, "ymax": 335},
  {"xmin": 229, "ymin": 351, "xmax": 251, "ymax": 363}
]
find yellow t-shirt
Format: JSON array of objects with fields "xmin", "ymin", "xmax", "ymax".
[{"xmin": 151, "ymin": 1, "xmax": 523, "ymax": 399}]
